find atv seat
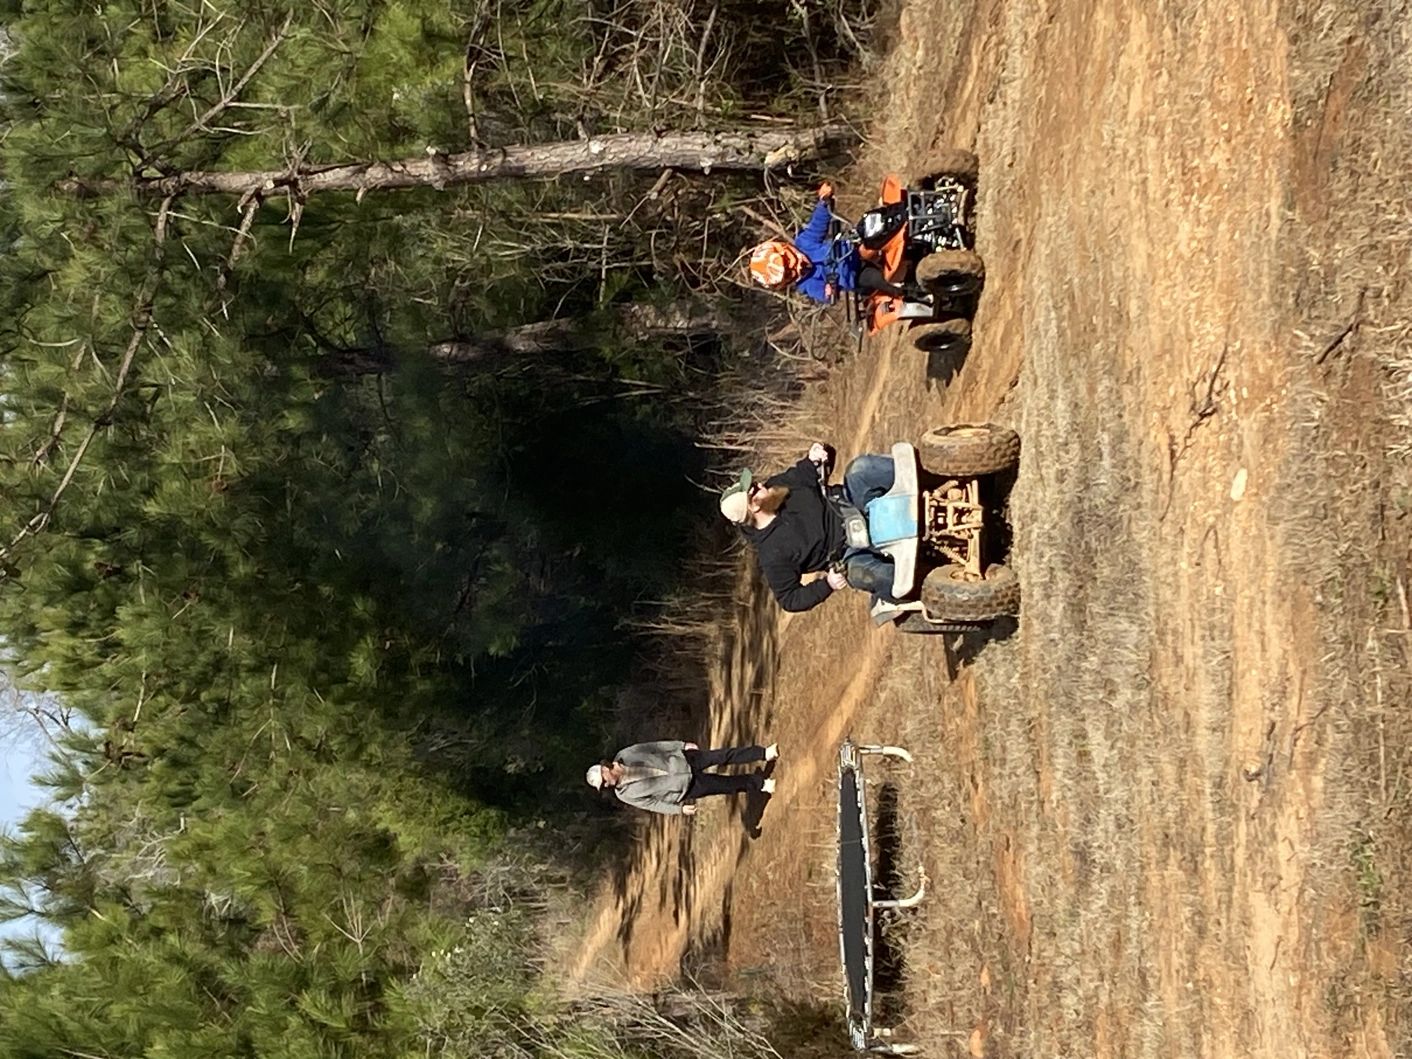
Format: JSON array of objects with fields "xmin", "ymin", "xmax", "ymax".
[{"xmin": 865, "ymin": 443, "xmax": 919, "ymax": 599}]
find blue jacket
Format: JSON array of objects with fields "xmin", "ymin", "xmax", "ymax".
[{"xmin": 792, "ymin": 201, "xmax": 860, "ymax": 304}]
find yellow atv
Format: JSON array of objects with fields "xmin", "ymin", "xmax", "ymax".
[{"xmin": 860, "ymin": 424, "xmax": 1020, "ymax": 634}]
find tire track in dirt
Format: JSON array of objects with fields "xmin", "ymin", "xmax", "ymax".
[{"xmin": 568, "ymin": 622, "xmax": 898, "ymax": 989}]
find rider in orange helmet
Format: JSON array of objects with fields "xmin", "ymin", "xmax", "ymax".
[{"xmin": 748, "ymin": 183, "xmax": 912, "ymax": 305}]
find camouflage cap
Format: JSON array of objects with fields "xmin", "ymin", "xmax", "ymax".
[{"xmin": 719, "ymin": 469, "xmax": 754, "ymax": 523}]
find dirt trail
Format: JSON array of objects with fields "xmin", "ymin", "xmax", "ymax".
[
  {"xmin": 567, "ymin": 306, "xmax": 907, "ymax": 989},
  {"xmin": 570, "ymin": 0, "xmax": 1412, "ymax": 1054}
]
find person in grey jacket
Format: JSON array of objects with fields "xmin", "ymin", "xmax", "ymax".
[{"xmin": 586, "ymin": 740, "xmax": 778, "ymax": 816}]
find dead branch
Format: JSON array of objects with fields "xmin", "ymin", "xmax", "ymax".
[
  {"xmin": 1289, "ymin": 701, "xmax": 1333, "ymax": 760},
  {"xmin": 1314, "ymin": 288, "xmax": 1366, "ymax": 364},
  {"xmin": 1160, "ymin": 342, "xmax": 1231, "ymax": 520},
  {"xmin": 463, "ymin": 6, "xmax": 493, "ymax": 145},
  {"xmin": 0, "ymin": 197, "xmax": 175, "ymax": 567},
  {"xmin": 216, "ymin": 193, "xmax": 262, "ymax": 301},
  {"xmin": 789, "ymin": 0, "xmax": 830, "ymax": 122},
  {"xmin": 692, "ymin": 4, "xmax": 719, "ymax": 123},
  {"xmin": 735, "ymin": 203, "xmax": 790, "ymax": 239},
  {"xmin": 136, "ymin": 15, "xmax": 292, "ymax": 170},
  {"xmin": 620, "ymin": 168, "xmax": 674, "ymax": 228},
  {"xmin": 115, "ymin": 13, "xmax": 228, "ymax": 154},
  {"xmin": 31, "ymin": 342, "xmax": 86, "ymax": 467},
  {"xmin": 1187, "ymin": 341, "xmax": 1229, "ymax": 433},
  {"xmin": 61, "ymin": 126, "xmax": 859, "ymax": 200}
]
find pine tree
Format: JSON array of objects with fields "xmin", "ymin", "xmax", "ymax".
[{"xmin": 0, "ymin": 1, "xmax": 859, "ymax": 1055}]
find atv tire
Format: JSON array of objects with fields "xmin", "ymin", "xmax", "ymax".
[
  {"xmin": 910, "ymin": 148, "xmax": 980, "ymax": 188},
  {"xmin": 893, "ymin": 613, "xmax": 987, "ymax": 635},
  {"xmin": 910, "ymin": 318, "xmax": 972, "ymax": 355},
  {"xmin": 918, "ymin": 424, "xmax": 1020, "ymax": 477},
  {"xmin": 920, "ymin": 564, "xmax": 1020, "ymax": 623},
  {"xmin": 916, "ymin": 249, "xmax": 985, "ymax": 297}
]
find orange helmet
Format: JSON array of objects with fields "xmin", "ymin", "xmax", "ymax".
[{"xmin": 749, "ymin": 240, "xmax": 810, "ymax": 289}]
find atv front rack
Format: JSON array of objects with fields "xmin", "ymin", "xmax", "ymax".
[
  {"xmin": 837, "ymin": 739, "xmax": 927, "ymax": 1054},
  {"xmin": 905, "ymin": 184, "xmax": 970, "ymax": 252}
]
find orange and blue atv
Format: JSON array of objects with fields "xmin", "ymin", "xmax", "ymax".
[{"xmin": 843, "ymin": 148, "xmax": 983, "ymax": 357}]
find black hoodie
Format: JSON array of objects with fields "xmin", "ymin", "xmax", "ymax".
[{"xmin": 740, "ymin": 458, "xmax": 845, "ymax": 612}]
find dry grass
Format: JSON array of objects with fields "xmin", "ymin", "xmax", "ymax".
[{"xmin": 1276, "ymin": 0, "xmax": 1412, "ymax": 1046}]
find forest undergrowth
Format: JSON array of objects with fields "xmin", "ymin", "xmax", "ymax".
[{"xmin": 0, "ymin": 0, "xmax": 889, "ymax": 1056}]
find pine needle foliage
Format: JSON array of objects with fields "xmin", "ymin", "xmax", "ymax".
[{"xmin": 0, "ymin": 0, "xmax": 869, "ymax": 1055}]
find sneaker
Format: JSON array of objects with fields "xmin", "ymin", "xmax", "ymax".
[
  {"xmin": 764, "ymin": 743, "xmax": 779, "ymax": 762},
  {"xmin": 870, "ymin": 598, "xmax": 906, "ymax": 626},
  {"xmin": 761, "ymin": 777, "xmax": 776, "ymax": 795}
]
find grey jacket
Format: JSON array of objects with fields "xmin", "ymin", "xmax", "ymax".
[{"xmin": 612, "ymin": 740, "xmax": 691, "ymax": 815}]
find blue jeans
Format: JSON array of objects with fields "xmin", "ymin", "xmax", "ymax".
[{"xmin": 840, "ymin": 455, "xmax": 897, "ymax": 600}]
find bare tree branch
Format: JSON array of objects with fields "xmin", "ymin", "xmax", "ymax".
[
  {"xmin": 135, "ymin": 15, "xmax": 293, "ymax": 169},
  {"xmin": 462, "ymin": 6, "xmax": 493, "ymax": 145},
  {"xmin": 0, "ymin": 197, "xmax": 175, "ymax": 568},
  {"xmin": 61, "ymin": 126, "xmax": 858, "ymax": 200}
]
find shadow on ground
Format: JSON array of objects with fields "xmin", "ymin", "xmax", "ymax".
[
  {"xmin": 592, "ymin": 569, "xmax": 781, "ymax": 978},
  {"xmin": 871, "ymin": 781, "xmax": 913, "ymax": 1027}
]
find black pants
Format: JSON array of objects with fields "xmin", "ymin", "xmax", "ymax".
[
  {"xmin": 684, "ymin": 746, "xmax": 767, "ymax": 799},
  {"xmin": 856, "ymin": 264, "xmax": 908, "ymax": 299}
]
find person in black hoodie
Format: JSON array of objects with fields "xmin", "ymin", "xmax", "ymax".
[{"xmin": 719, "ymin": 442, "xmax": 896, "ymax": 612}]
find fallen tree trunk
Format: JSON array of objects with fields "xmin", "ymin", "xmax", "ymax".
[
  {"xmin": 319, "ymin": 299, "xmax": 737, "ymax": 377},
  {"xmin": 63, "ymin": 126, "xmax": 858, "ymax": 199},
  {"xmin": 428, "ymin": 301, "xmax": 734, "ymax": 366}
]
